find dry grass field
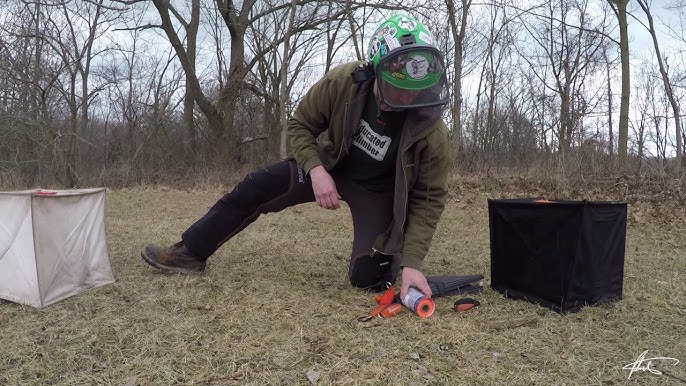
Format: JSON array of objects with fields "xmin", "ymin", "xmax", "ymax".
[{"xmin": 1, "ymin": 177, "xmax": 684, "ymax": 385}]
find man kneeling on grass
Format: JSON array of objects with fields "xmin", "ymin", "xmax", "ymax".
[{"xmin": 142, "ymin": 13, "xmax": 450, "ymax": 301}]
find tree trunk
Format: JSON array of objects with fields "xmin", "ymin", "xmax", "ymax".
[
  {"xmin": 183, "ymin": 0, "xmax": 201, "ymax": 150},
  {"xmin": 609, "ymin": 0, "xmax": 630, "ymax": 169},
  {"xmin": 217, "ymin": 0, "xmax": 254, "ymax": 161},
  {"xmin": 152, "ymin": 0, "xmax": 226, "ymax": 156},
  {"xmin": 605, "ymin": 50, "xmax": 614, "ymax": 156},
  {"xmin": 278, "ymin": 0, "xmax": 297, "ymax": 160},
  {"xmin": 446, "ymin": 0, "xmax": 471, "ymax": 156},
  {"xmin": 637, "ymin": 0, "xmax": 682, "ymax": 172}
]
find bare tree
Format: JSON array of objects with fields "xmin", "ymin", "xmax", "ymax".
[
  {"xmin": 8, "ymin": 0, "xmax": 686, "ymax": 186},
  {"xmin": 162, "ymin": 0, "xmax": 201, "ymax": 146},
  {"xmin": 647, "ymin": 95, "xmax": 671, "ymax": 168},
  {"xmin": 636, "ymin": 0, "xmax": 683, "ymax": 172},
  {"xmin": 322, "ymin": 1, "xmax": 355, "ymax": 72},
  {"xmin": 0, "ymin": 0, "xmax": 115, "ymax": 187},
  {"xmin": 607, "ymin": 0, "xmax": 630, "ymax": 169},
  {"xmin": 140, "ymin": 0, "xmax": 365, "ymax": 163},
  {"xmin": 519, "ymin": 0, "xmax": 611, "ymax": 155},
  {"xmin": 602, "ymin": 45, "xmax": 617, "ymax": 156},
  {"xmin": 632, "ymin": 63, "xmax": 659, "ymax": 173},
  {"xmin": 149, "ymin": 0, "xmax": 227, "ymax": 153},
  {"xmin": 445, "ymin": 0, "xmax": 471, "ymax": 153},
  {"xmin": 53, "ymin": 0, "xmax": 117, "ymax": 186},
  {"xmin": 632, "ymin": 61, "xmax": 671, "ymax": 169},
  {"xmin": 103, "ymin": 33, "xmax": 184, "ymax": 174}
]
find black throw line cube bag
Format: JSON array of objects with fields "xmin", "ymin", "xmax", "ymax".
[{"xmin": 488, "ymin": 198, "xmax": 627, "ymax": 313}]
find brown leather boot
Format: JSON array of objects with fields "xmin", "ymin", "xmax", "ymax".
[{"xmin": 141, "ymin": 242, "xmax": 206, "ymax": 274}]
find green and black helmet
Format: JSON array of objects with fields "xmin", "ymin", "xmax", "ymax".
[{"xmin": 368, "ymin": 14, "xmax": 449, "ymax": 109}]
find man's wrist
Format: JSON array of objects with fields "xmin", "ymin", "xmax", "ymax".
[
  {"xmin": 309, "ymin": 164, "xmax": 326, "ymax": 176},
  {"xmin": 400, "ymin": 255, "xmax": 423, "ymax": 271}
]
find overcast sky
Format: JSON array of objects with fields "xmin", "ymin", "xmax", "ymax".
[{"xmin": 626, "ymin": 0, "xmax": 685, "ymax": 64}]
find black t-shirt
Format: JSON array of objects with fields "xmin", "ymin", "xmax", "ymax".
[{"xmin": 335, "ymin": 93, "xmax": 407, "ymax": 192}]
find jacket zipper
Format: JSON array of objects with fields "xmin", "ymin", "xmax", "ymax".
[
  {"xmin": 380, "ymin": 127, "xmax": 432, "ymax": 256},
  {"xmin": 399, "ymin": 142, "xmax": 413, "ymax": 233}
]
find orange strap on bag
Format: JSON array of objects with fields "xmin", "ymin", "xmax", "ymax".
[
  {"xmin": 374, "ymin": 285, "xmax": 395, "ymax": 306},
  {"xmin": 379, "ymin": 303, "xmax": 402, "ymax": 318},
  {"xmin": 358, "ymin": 284, "xmax": 402, "ymax": 322}
]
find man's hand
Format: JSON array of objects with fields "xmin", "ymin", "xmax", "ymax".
[
  {"xmin": 310, "ymin": 165, "xmax": 341, "ymax": 209},
  {"xmin": 399, "ymin": 267, "xmax": 432, "ymax": 300}
]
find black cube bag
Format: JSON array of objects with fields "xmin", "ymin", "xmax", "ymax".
[{"xmin": 489, "ymin": 198, "xmax": 627, "ymax": 313}]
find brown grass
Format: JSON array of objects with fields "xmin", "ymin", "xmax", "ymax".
[{"xmin": 0, "ymin": 178, "xmax": 684, "ymax": 385}]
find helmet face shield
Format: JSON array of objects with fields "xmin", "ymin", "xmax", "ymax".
[{"xmin": 376, "ymin": 46, "xmax": 449, "ymax": 109}]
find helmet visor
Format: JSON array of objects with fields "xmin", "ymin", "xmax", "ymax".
[{"xmin": 376, "ymin": 46, "xmax": 449, "ymax": 109}]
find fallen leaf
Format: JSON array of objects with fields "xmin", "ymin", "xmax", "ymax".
[
  {"xmin": 412, "ymin": 365, "xmax": 435, "ymax": 380},
  {"xmin": 409, "ymin": 352, "xmax": 420, "ymax": 360},
  {"xmin": 182, "ymin": 276, "xmax": 199, "ymax": 286},
  {"xmin": 306, "ymin": 370, "xmax": 320, "ymax": 384},
  {"xmin": 377, "ymin": 347, "xmax": 387, "ymax": 358}
]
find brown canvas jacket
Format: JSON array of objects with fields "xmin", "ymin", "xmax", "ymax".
[{"xmin": 288, "ymin": 61, "xmax": 449, "ymax": 270}]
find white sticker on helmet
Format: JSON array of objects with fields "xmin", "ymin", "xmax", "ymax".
[
  {"xmin": 398, "ymin": 17, "xmax": 417, "ymax": 31},
  {"xmin": 384, "ymin": 34, "xmax": 400, "ymax": 51},
  {"xmin": 376, "ymin": 25, "xmax": 397, "ymax": 38},
  {"xmin": 406, "ymin": 54, "xmax": 429, "ymax": 79},
  {"xmin": 419, "ymin": 31, "xmax": 433, "ymax": 45},
  {"xmin": 369, "ymin": 39, "xmax": 380, "ymax": 58}
]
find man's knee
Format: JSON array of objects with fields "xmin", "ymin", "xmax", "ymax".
[{"xmin": 223, "ymin": 161, "xmax": 293, "ymax": 207}]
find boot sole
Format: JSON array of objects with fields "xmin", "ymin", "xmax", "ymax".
[{"xmin": 140, "ymin": 250, "xmax": 205, "ymax": 275}]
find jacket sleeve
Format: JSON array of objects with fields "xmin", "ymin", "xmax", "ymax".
[
  {"xmin": 288, "ymin": 71, "xmax": 335, "ymax": 174},
  {"xmin": 400, "ymin": 125, "xmax": 450, "ymax": 270}
]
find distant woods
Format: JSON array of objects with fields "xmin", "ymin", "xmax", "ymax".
[{"xmin": 0, "ymin": 0, "xmax": 684, "ymax": 188}]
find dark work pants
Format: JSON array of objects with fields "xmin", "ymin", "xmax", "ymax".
[{"xmin": 181, "ymin": 159, "xmax": 400, "ymax": 290}]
